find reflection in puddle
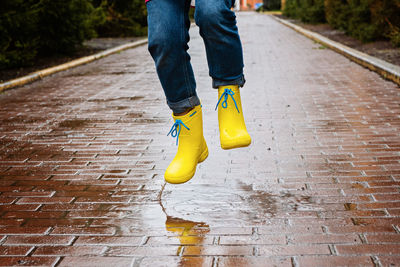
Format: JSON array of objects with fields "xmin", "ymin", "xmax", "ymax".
[
  {"xmin": 165, "ymin": 216, "xmax": 209, "ymax": 258},
  {"xmin": 159, "ymin": 183, "xmax": 210, "ymax": 266}
]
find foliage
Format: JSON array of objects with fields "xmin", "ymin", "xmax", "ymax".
[
  {"xmin": 285, "ymin": 0, "xmax": 400, "ymax": 46},
  {"xmin": 263, "ymin": 0, "xmax": 282, "ymax": 10},
  {"xmin": 0, "ymin": 0, "xmax": 148, "ymax": 69},
  {"xmin": 283, "ymin": 0, "xmax": 326, "ymax": 23},
  {"xmin": 36, "ymin": 0, "xmax": 101, "ymax": 54},
  {"xmin": 302, "ymin": 0, "xmax": 326, "ymax": 23},
  {"xmin": 0, "ymin": 0, "xmax": 103, "ymax": 69},
  {"xmin": 326, "ymin": 0, "xmax": 400, "ymax": 43},
  {"xmin": 370, "ymin": 0, "xmax": 400, "ymax": 46},
  {"xmin": 324, "ymin": 0, "xmax": 349, "ymax": 30},
  {"xmin": 283, "ymin": 0, "xmax": 300, "ymax": 18},
  {"xmin": 92, "ymin": 0, "xmax": 147, "ymax": 37},
  {"xmin": 0, "ymin": 0, "xmax": 40, "ymax": 68}
]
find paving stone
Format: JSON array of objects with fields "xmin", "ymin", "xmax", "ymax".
[
  {"xmin": 0, "ymin": 12, "xmax": 399, "ymax": 265},
  {"xmin": 296, "ymin": 256, "xmax": 374, "ymax": 266},
  {"xmin": 217, "ymin": 256, "xmax": 292, "ymax": 267},
  {"xmin": 139, "ymin": 256, "xmax": 213, "ymax": 267},
  {"xmin": 0, "ymin": 257, "xmax": 60, "ymax": 266},
  {"xmin": 58, "ymin": 257, "xmax": 134, "ymax": 267}
]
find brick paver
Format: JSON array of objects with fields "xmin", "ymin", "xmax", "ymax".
[{"xmin": 0, "ymin": 12, "xmax": 400, "ymax": 266}]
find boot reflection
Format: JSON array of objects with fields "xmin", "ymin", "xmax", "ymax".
[{"xmin": 165, "ymin": 216, "xmax": 209, "ymax": 265}]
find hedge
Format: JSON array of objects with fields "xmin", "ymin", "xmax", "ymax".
[
  {"xmin": 0, "ymin": 0, "xmax": 40, "ymax": 68},
  {"xmin": 263, "ymin": 0, "xmax": 282, "ymax": 10},
  {"xmin": 0, "ymin": 0, "xmax": 101, "ymax": 69},
  {"xmin": 92, "ymin": 0, "xmax": 147, "ymax": 37},
  {"xmin": 0, "ymin": 0, "xmax": 147, "ymax": 70},
  {"xmin": 283, "ymin": 0, "xmax": 326, "ymax": 24},
  {"xmin": 284, "ymin": 0, "xmax": 400, "ymax": 46}
]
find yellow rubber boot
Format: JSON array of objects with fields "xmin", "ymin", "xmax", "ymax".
[
  {"xmin": 165, "ymin": 105, "xmax": 208, "ymax": 184},
  {"xmin": 216, "ymin": 85, "xmax": 251, "ymax": 149}
]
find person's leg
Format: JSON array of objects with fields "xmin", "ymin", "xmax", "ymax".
[
  {"xmin": 147, "ymin": 0, "xmax": 199, "ymax": 114},
  {"xmin": 147, "ymin": 0, "xmax": 208, "ymax": 184},
  {"xmin": 194, "ymin": 0, "xmax": 245, "ymax": 88},
  {"xmin": 194, "ymin": 0, "xmax": 251, "ymax": 149}
]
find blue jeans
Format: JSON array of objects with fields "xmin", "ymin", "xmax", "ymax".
[{"xmin": 147, "ymin": 0, "xmax": 245, "ymax": 114}]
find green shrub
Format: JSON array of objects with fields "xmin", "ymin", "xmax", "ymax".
[
  {"xmin": 345, "ymin": 0, "xmax": 375, "ymax": 42},
  {"xmin": 370, "ymin": 0, "xmax": 400, "ymax": 46},
  {"xmin": 0, "ymin": 0, "xmax": 40, "ymax": 68},
  {"xmin": 284, "ymin": 0, "xmax": 325, "ymax": 23},
  {"xmin": 385, "ymin": 20, "xmax": 400, "ymax": 46},
  {"xmin": 326, "ymin": 0, "xmax": 400, "ymax": 44},
  {"xmin": 283, "ymin": 0, "xmax": 301, "ymax": 18},
  {"xmin": 286, "ymin": 0, "xmax": 400, "ymax": 46},
  {"xmin": 36, "ymin": 0, "xmax": 101, "ymax": 55},
  {"xmin": 92, "ymin": 0, "xmax": 147, "ymax": 37},
  {"xmin": 263, "ymin": 0, "xmax": 282, "ymax": 10},
  {"xmin": 301, "ymin": 0, "xmax": 326, "ymax": 23},
  {"xmin": 324, "ymin": 0, "xmax": 350, "ymax": 30},
  {"xmin": 0, "ymin": 0, "xmax": 103, "ymax": 69},
  {"xmin": 0, "ymin": 0, "xmax": 149, "ymax": 70}
]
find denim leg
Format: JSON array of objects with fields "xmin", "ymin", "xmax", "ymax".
[
  {"xmin": 147, "ymin": 0, "xmax": 200, "ymax": 113},
  {"xmin": 194, "ymin": 0, "xmax": 245, "ymax": 89}
]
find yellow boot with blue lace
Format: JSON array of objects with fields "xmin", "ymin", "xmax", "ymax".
[
  {"xmin": 216, "ymin": 85, "xmax": 251, "ymax": 149},
  {"xmin": 164, "ymin": 104, "xmax": 208, "ymax": 184}
]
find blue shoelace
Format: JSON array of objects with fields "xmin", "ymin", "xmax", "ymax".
[
  {"xmin": 167, "ymin": 119, "xmax": 190, "ymax": 145},
  {"xmin": 215, "ymin": 88, "xmax": 240, "ymax": 113}
]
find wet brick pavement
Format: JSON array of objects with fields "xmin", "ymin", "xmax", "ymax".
[{"xmin": 0, "ymin": 13, "xmax": 400, "ymax": 266}]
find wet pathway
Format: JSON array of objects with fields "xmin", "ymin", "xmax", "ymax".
[{"xmin": 0, "ymin": 13, "xmax": 400, "ymax": 267}]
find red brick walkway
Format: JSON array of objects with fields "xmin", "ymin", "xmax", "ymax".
[{"xmin": 0, "ymin": 13, "xmax": 399, "ymax": 267}]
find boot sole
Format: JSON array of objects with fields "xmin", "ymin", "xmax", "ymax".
[{"xmin": 221, "ymin": 139, "xmax": 251, "ymax": 150}]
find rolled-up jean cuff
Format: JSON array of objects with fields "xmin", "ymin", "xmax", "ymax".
[
  {"xmin": 212, "ymin": 75, "xmax": 246, "ymax": 89},
  {"xmin": 167, "ymin": 95, "xmax": 201, "ymax": 114}
]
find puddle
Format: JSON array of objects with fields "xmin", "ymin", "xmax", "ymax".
[
  {"xmin": 126, "ymin": 112, "xmax": 144, "ymax": 118},
  {"xmin": 108, "ymin": 170, "xmax": 127, "ymax": 174},
  {"xmin": 108, "ymin": 71, "xmax": 138, "ymax": 75},
  {"xmin": 158, "ymin": 183, "xmax": 210, "ymax": 262},
  {"xmin": 1, "ymin": 139, "xmax": 44, "ymax": 160},
  {"xmin": 87, "ymin": 96, "xmax": 144, "ymax": 102},
  {"xmin": 134, "ymin": 118, "xmax": 164, "ymax": 123},
  {"xmin": 0, "ymin": 137, "xmax": 73, "ymax": 168},
  {"xmin": 313, "ymin": 119, "xmax": 352, "ymax": 132},
  {"xmin": 157, "ymin": 182, "xmax": 317, "ymax": 225},
  {"xmin": 57, "ymin": 118, "xmax": 111, "ymax": 129},
  {"xmin": 239, "ymin": 186, "xmax": 278, "ymax": 219},
  {"xmin": 58, "ymin": 119, "xmax": 90, "ymax": 129},
  {"xmin": 239, "ymin": 182, "xmax": 315, "ymax": 223},
  {"xmin": 0, "ymin": 116, "xmax": 46, "ymax": 125},
  {"xmin": 114, "ymin": 106, "xmax": 129, "ymax": 110}
]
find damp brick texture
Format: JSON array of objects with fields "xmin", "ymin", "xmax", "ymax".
[{"xmin": 0, "ymin": 12, "xmax": 400, "ymax": 267}]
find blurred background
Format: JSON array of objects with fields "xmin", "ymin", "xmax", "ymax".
[{"xmin": 1, "ymin": 0, "xmax": 399, "ymax": 80}]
